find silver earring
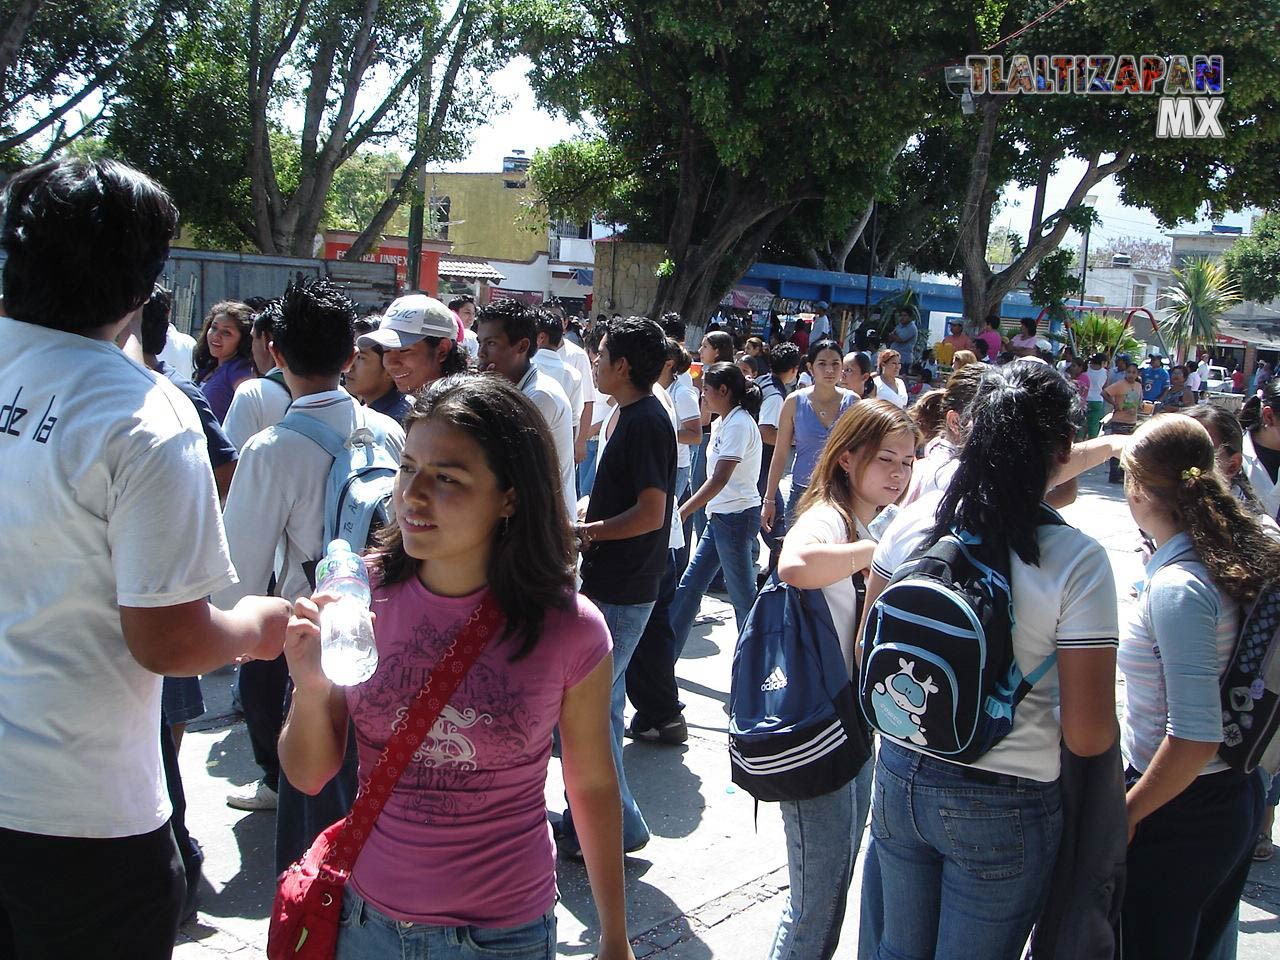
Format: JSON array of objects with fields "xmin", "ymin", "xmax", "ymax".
[{"xmin": 502, "ymin": 516, "xmax": 511, "ymax": 536}]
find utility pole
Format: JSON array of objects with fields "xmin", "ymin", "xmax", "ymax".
[{"xmin": 404, "ymin": 19, "xmax": 434, "ymax": 292}]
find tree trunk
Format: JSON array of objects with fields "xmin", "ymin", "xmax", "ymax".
[{"xmin": 0, "ymin": 0, "xmax": 45, "ymax": 107}]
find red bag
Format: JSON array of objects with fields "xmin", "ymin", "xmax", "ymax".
[{"xmin": 267, "ymin": 593, "xmax": 502, "ymax": 959}]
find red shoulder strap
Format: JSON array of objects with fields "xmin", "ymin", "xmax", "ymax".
[{"xmin": 322, "ymin": 591, "xmax": 503, "ymax": 875}]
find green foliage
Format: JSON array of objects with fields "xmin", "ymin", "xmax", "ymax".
[
  {"xmin": 1028, "ymin": 248, "xmax": 1081, "ymax": 323},
  {"xmin": 524, "ymin": 137, "xmax": 638, "ymax": 232},
  {"xmin": 1161, "ymin": 257, "xmax": 1242, "ymax": 358},
  {"xmin": 325, "ymin": 149, "xmax": 409, "ymax": 233},
  {"xmin": 1223, "ymin": 211, "xmax": 1280, "ymax": 304},
  {"xmin": 1055, "ymin": 311, "xmax": 1142, "ymax": 359}
]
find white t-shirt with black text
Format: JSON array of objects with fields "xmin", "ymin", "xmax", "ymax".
[
  {"xmin": 0, "ymin": 318, "xmax": 238, "ymax": 838},
  {"xmin": 871, "ymin": 492, "xmax": 1118, "ymax": 782},
  {"xmin": 707, "ymin": 405, "xmax": 762, "ymax": 514}
]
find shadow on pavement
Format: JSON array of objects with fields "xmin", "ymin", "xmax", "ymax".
[
  {"xmin": 195, "ymin": 810, "xmax": 276, "ymax": 922},
  {"xmin": 556, "ymin": 856, "xmax": 713, "ymax": 960},
  {"xmin": 626, "ymin": 743, "xmax": 705, "ymax": 840},
  {"xmin": 201, "ymin": 724, "xmax": 259, "ymax": 788}
]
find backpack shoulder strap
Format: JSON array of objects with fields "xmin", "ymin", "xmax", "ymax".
[
  {"xmin": 264, "ymin": 368, "xmax": 291, "ymax": 397},
  {"xmin": 279, "ymin": 409, "xmax": 347, "ymax": 459}
]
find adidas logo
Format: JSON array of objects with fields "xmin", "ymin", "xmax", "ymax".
[{"xmin": 760, "ymin": 666, "xmax": 788, "ymax": 692}]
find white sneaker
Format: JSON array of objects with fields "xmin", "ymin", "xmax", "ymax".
[{"xmin": 225, "ymin": 780, "xmax": 278, "ymax": 811}]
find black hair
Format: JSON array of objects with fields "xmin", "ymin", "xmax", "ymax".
[
  {"xmin": 1019, "ymin": 317, "xmax": 1036, "ymax": 336},
  {"xmin": 271, "ymin": 278, "xmax": 357, "ymax": 378},
  {"xmin": 660, "ymin": 311, "xmax": 686, "ymax": 341},
  {"xmin": 986, "ymin": 315, "xmax": 1001, "ymax": 329},
  {"xmin": 193, "ymin": 300, "xmax": 255, "ymax": 380},
  {"xmin": 534, "ymin": 309, "xmax": 564, "ymax": 348},
  {"xmin": 703, "ymin": 361, "xmax": 763, "ymax": 421},
  {"xmin": 372, "ymin": 374, "xmax": 575, "ymax": 659},
  {"xmin": 252, "ymin": 300, "xmax": 282, "ymax": 339},
  {"xmin": 973, "ymin": 338, "xmax": 989, "ymax": 360},
  {"xmin": 243, "ymin": 296, "xmax": 271, "ymax": 312},
  {"xmin": 807, "ymin": 337, "xmax": 842, "ymax": 364},
  {"xmin": 140, "ymin": 285, "xmax": 172, "ymax": 356},
  {"xmin": 447, "ymin": 295, "xmax": 475, "ymax": 312},
  {"xmin": 353, "ymin": 316, "xmax": 380, "ymax": 337},
  {"xmin": 1240, "ymin": 378, "xmax": 1280, "ymax": 434},
  {"xmin": 928, "ymin": 361, "xmax": 1081, "ymax": 565},
  {"xmin": 606, "ymin": 316, "xmax": 667, "ymax": 390},
  {"xmin": 477, "ymin": 298, "xmax": 536, "ymax": 358},
  {"xmin": 703, "ymin": 330, "xmax": 734, "ymax": 363},
  {"xmin": 769, "ymin": 341, "xmax": 801, "ymax": 375},
  {"xmin": 665, "ymin": 336, "xmax": 691, "ymax": 374},
  {"xmin": 1, "ymin": 158, "xmax": 177, "ymax": 332}
]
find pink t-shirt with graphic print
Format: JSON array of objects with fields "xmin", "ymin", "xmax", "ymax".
[{"xmin": 345, "ymin": 577, "xmax": 611, "ymax": 927}]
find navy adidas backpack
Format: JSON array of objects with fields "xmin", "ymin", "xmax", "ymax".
[
  {"xmin": 858, "ymin": 507, "xmax": 1064, "ymax": 764},
  {"xmin": 729, "ymin": 577, "xmax": 871, "ymax": 801}
]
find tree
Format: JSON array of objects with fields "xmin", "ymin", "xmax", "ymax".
[
  {"xmin": 1027, "ymin": 247, "xmax": 1081, "ymax": 330},
  {"xmin": 952, "ymin": 1, "xmax": 1280, "ymax": 324},
  {"xmin": 1223, "ymin": 210, "xmax": 1280, "ymax": 304},
  {"xmin": 326, "ymin": 148, "xmax": 410, "ymax": 234},
  {"xmin": 516, "ymin": 0, "xmax": 963, "ymax": 325},
  {"xmin": 0, "ymin": 0, "xmax": 171, "ymax": 159},
  {"xmin": 1161, "ymin": 257, "xmax": 1241, "ymax": 360}
]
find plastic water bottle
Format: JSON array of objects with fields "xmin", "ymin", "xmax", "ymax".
[{"xmin": 315, "ymin": 539, "xmax": 378, "ymax": 686}]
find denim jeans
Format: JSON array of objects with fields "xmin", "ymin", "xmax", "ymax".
[
  {"xmin": 690, "ymin": 432, "xmax": 711, "ymax": 540},
  {"xmin": 861, "ymin": 741, "xmax": 1063, "ymax": 960},
  {"xmin": 577, "ymin": 435, "xmax": 599, "ymax": 498},
  {"xmin": 669, "ymin": 506, "xmax": 762, "ymax": 650},
  {"xmin": 337, "ymin": 886, "xmax": 556, "ymax": 960},
  {"xmin": 769, "ymin": 761, "xmax": 874, "ymax": 960},
  {"xmin": 562, "ymin": 598, "xmax": 655, "ymax": 850}
]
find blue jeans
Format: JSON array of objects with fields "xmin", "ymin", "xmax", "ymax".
[
  {"xmin": 690, "ymin": 432, "xmax": 711, "ymax": 540},
  {"xmin": 563, "ymin": 599, "xmax": 655, "ymax": 850},
  {"xmin": 577, "ymin": 435, "xmax": 599, "ymax": 498},
  {"xmin": 336, "ymin": 887, "xmax": 555, "ymax": 960},
  {"xmin": 861, "ymin": 741, "xmax": 1063, "ymax": 960},
  {"xmin": 769, "ymin": 762, "xmax": 874, "ymax": 960},
  {"xmin": 669, "ymin": 506, "xmax": 762, "ymax": 649}
]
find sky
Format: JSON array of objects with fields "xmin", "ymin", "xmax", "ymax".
[{"xmin": 442, "ymin": 59, "xmax": 1257, "ymax": 256}]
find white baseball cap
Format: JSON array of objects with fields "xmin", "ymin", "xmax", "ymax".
[{"xmin": 358, "ymin": 294, "xmax": 458, "ymax": 350}]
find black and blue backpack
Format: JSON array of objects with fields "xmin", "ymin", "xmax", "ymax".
[
  {"xmin": 858, "ymin": 506, "xmax": 1065, "ymax": 764},
  {"xmin": 729, "ymin": 577, "xmax": 871, "ymax": 801},
  {"xmin": 1219, "ymin": 582, "xmax": 1280, "ymax": 775}
]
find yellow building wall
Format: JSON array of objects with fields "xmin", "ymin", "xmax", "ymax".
[{"xmin": 423, "ymin": 172, "xmax": 545, "ymax": 263}]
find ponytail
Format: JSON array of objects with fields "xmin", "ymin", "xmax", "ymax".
[
  {"xmin": 704, "ymin": 361, "xmax": 761, "ymax": 421},
  {"xmin": 928, "ymin": 361, "xmax": 1080, "ymax": 565},
  {"xmin": 1239, "ymin": 378, "xmax": 1280, "ymax": 434},
  {"xmin": 1124, "ymin": 414, "xmax": 1280, "ymax": 605}
]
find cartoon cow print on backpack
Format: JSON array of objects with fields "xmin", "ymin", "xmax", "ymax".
[{"xmin": 870, "ymin": 658, "xmax": 938, "ymax": 746}]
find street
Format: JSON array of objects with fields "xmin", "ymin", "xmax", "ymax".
[{"xmin": 173, "ymin": 465, "xmax": 1280, "ymax": 959}]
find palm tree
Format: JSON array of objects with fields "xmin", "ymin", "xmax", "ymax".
[
  {"xmin": 1051, "ymin": 311, "xmax": 1142, "ymax": 359},
  {"xmin": 1161, "ymin": 257, "xmax": 1242, "ymax": 362}
]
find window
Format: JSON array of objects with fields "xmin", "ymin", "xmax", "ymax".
[{"xmin": 1131, "ymin": 283, "xmax": 1148, "ymax": 308}]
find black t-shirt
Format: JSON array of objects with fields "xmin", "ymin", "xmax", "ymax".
[
  {"xmin": 1254, "ymin": 438, "xmax": 1280, "ymax": 484},
  {"xmin": 581, "ymin": 394, "xmax": 676, "ymax": 605}
]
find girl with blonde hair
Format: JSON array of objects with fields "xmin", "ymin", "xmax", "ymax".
[
  {"xmin": 768, "ymin": 400, "xmax": 917, "ymax": 960},
  {"xmin": 1119, "ymin": 414, "xmax": 1276, "ymax": 958}
]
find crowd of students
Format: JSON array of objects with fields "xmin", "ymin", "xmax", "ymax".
[{"xmin": 1, "ymin": 157, "xmax": 1277, "ymax": 960}]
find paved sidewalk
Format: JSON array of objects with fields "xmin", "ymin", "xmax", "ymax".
[{"xmin": 173, "ymin": 465, "xmax": 1280, "ymax": 958}]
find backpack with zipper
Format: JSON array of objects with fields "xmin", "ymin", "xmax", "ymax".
[
  {"xmin": 729, "ymin": 576, "xmax": 871, "ymax": 801},
  {"xmin": 1217, "ymin": 582, "xmax": 1280, "ymax": 775},
  {"xmin": 279, "ymin": 407, "xmax": 397, "ymax": 586},
  {"xmin": 858, "ymin": 506, "xmax": 1065, "ymax": 764}
]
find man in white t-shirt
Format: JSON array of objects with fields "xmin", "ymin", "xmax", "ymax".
[
  {"xmin": 475, "ymin": 300, "xmax": 578, "ymax": 520},
  {"xmin": 559, "ymin": 315, "xmax": 597, "ymax": 463},
  {"xmin": 158, "ymin": 321, "xmax": 197, "ymax": 379},
  {"xmin": 531, "ymin": 310, "xmax": 584, "ymax": 430},
  {"xmin": 216, "ymin": 278, "xmax": 404, "ymax": 869},
  {"xmin": 0, "ymin": 158, "xmax": 288, "ymax": 956},
  {"xmin": 223, "ymin": 303, "xmax": 293, "ymax": 450}
]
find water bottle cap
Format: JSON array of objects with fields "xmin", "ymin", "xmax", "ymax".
[{"xmin": 327, "ymin": 538, "xmax": 353, "ymax": 555}]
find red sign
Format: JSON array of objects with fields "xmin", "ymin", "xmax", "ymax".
[{"xmin": 323, "ymin": 237, "xmax": 439, "ymax": 293}]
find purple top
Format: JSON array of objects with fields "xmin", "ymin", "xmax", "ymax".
[
  {"xmin": 346, "ymin": 579, "xmax": 610, "ymax": 926},
  {"xmin": 197, "ymin": 356, "xmax": 255, "ymax": 423}
]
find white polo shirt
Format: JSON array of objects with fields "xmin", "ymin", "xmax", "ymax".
[{"xmin": 707, "ymin": 405, "xmax": 762, "ymax": 514}]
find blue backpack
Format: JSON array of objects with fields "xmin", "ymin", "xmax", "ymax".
[
  {"xmin": 729, "ymin": 577, "xmax": 871, "ymax": 801},
  {"xmin": 859, "ymin": 506, "xmax": 1065, "ymax": 764},
  {"xmin": 280, "ymin": 408, "xmax": 398, "ymax": 574}
]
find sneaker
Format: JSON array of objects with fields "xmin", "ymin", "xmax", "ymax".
[
  {"xmin": 626, "ymin": 715, "xmax": 688, "ymax": 745},
  {"xmin": 225, "ymin": 780, "xmax": 278, "ymax": 811}
]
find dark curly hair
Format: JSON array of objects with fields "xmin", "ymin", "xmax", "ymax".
[
  {"xmin": 193, "ymin": 300, "xmax": 255, "ymax": 380},
  {"xmin": 269, "ymin": 279, "xmax": 356, "ymax": 378},
  {"xmin": 1, "ymin": 158, "xmax": 176, "ymax": 332},
  {"xmin": 370, "ymin": 374, "xmax": 576, "ymax": 658}
]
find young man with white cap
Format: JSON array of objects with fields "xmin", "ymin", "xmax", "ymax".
[
  {"xmin": 358, "ymin": 293, "xmax": 469, "ymax": 394},
  {"xmin": 810, "ymin": 300, "xmax": 833, "ymax": 341}
]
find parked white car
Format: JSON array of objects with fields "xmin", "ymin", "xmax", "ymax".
[{"xmin": 1205, "ymin": 365, "xmax": 1230, "ymax": 392}]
